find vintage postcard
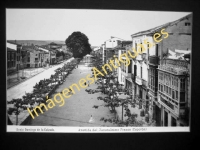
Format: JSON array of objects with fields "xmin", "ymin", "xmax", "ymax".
[{"xmin": 6, "ymin": 9, "xmax": 192, "ymax": 132}]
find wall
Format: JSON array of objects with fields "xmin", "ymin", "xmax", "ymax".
[
  {"xmin": 7, "ymin": 43, "xmax": 17, "ymax": 51},
  {"xmin": 163, "ymin": 15, "xmax": 192, "ymax": 53},
  {"xmin": 105, "ymin": 38, "xmax": 121, "ymax": 48}
]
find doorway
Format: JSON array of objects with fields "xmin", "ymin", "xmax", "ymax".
[
  {"xmin": 164, "ymin": 110, "xmax": 168, "ymax": 126},
  {"xmin": 171, "ymin": 116, "xmax": 177, "ymax": 126},
  {"xmin": 155, "ymin": 105, "xmax": 161, "ymax": 126}
]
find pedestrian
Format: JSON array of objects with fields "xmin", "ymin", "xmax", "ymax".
[
  {"xmin": 84, "ymin": 82, "xmax": 87, "ymax": 86},
  {"xmin": 88, "ymin": 81, "xmax": 90, "ymax": 87},
  {"xmin": 89, "ymin": 115, "xmax": 94, "ymax": 123}
]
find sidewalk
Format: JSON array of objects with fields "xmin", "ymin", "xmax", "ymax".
[
  {"xmin": 7, "ymin": 67, "xmax": 47, "ymax": 89},
  {"xmin": 7, "ymin": 58, "xmax": 74, "ymax": 125}
]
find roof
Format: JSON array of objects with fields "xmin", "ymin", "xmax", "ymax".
[
  {"xmin": 7, "ymin": 47, "xmax": 16, "ymax": 52},
  {"xmin": 40, "ymin": 45, "xmax": 54, "ymax": 51},
  {"xmin": 35, "ymin": 45, "xmax": 50, "ymax": 53},
  {"xmin": 22, "ymin": 45, "xmax": 38, "ymax": 53},
  {"xmin": 112, "ymin": 41, "xmax": 132, "ymax": 50},
  {"xmin": 85, "ymin": 54, "xmax": 94, "ymax": 57},
  {"xmin": 49, "ymin": 42, "xmax": 58, "ymax": 45},
  {"xmin": 7, "ymin": 41, "xmax": 22, "ymax": 46},
  {"xmin": 131, "ymin": 13, "xmax": 192, "ymax": 37}
]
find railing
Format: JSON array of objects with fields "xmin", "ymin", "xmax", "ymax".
[{"xmin": 158, "ymin": 65, "xmax": 188, "ymax": 75}]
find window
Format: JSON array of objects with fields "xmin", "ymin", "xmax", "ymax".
[
  {"xmin": 134, "ymin": 65, "xmax": 137, "ymax": 76},
  {"xmin": 172, "ymin": 90, "xmax": 175, "ymax": 99},
  {"xmin": 175, "ymin": 91, "xmax": 178, "ymax": 99},
  {"xmin": 185, "ymin": 22, "xmax": 191, "ymax": 26},
  {"xmin": 166, "ymin": 86, "xmax": 168, "ymax": 94},
  {"xmin": 8, "ymin": 52, "xmax": 10, "ymax": 61},
  {"xmin": 156, "ymin": 44, "xmax": 158, "ymax": 56},
  {"xmin": 135, "ymin": 43, "xmax": 137, "ymax": 52},
  {"xmin": 161, "ymin": 85, "xmax": 163, "ymax": 92},
  {"xmin": 11, "ymin": 53, "xmax": 14, "ymax": 60},
  {"xmin": 180, "ymin": 78, "xmax": 185, "ymax": 91},
  {"xmin": 176, "ymin": 78, "xmax": 179, "ymax": 88},
  {"xmin": 159, "ymin": 72, "xmax": 163, "ymax": 82},
  {"xmin": 169, "ymin": 87, "xmax": 171, "ymax": 95},
  {"xmin": 180, "ymin": 92, "xmax": 185, "ymax": 102}
]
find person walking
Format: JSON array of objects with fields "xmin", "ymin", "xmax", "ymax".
[{"xmin": 89, "ymin": 115, "xmax": 94, "ymax": 123}]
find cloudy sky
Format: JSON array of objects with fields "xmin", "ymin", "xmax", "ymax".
[{"xmin": 6, "ymin": 9, "xmax": 191, "ymax": 46}]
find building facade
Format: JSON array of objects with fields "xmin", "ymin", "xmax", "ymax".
[
  {"xmin": 7, "ymin": 41, "xmax": 22, "ymax": 74},
  {"xmin": 158, "ymin": 59, "xmax": 190, "ymax": 126}
]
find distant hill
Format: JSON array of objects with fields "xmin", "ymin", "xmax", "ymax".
[{"xmin": 7, "ymin": 40, "xmax": 65, "ymax": 46}]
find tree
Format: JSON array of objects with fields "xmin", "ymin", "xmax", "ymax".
[
  {"xmin": 85, "ymin": 56, "xmax": 156, "ymax": 127},
  {"xmin": 65, "ymin": 32, "xmax": 92, "ymax": 58}
]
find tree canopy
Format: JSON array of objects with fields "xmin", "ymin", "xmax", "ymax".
[{"xmin": 65, "ymin": 31, "xmax": 92, "ymax": 58}]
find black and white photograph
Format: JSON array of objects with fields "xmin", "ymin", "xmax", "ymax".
[{"xmin": 6, "ymin": 9, "xmax": 192, "ymax": 132}]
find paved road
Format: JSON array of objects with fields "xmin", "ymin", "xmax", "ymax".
[
  {"xmin": 7, "ymin": 58, "xmax": 74, "ymax": 102},
  {"xmin": 30, "ymin": 64, "xmax": 116, "ymax": 127}
]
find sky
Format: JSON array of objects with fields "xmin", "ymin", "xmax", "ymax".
[{"xmin": 6, "ymin": 9, "xmax": 191, "ymax": 46}]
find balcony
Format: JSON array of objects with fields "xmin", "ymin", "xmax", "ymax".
[
  {"xmin": 149, "ymin": 56, "xmax": 159, "ymax": 66},
  {"xmin": 142, "ymin": 79, "xmax": 147, "ymax": 89},
  {"xmin": 135, "ymin": 76, "xmax": 142, "ymax": 85},
  {"xmin": 158, "ymin": 65, "xmax": 189, "ymax": 75}
]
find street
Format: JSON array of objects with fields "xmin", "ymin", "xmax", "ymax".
[
  {"xmin": 29, "ymin": 63, "xmax": 116, "ymax": 127},
  {"xmin": 7, "ymin": 58, "xmax": 74, "ymax": 102}
]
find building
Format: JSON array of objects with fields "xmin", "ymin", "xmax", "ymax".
[
  {"xmin": 35, "ymin": 45, "xmax": 51, "ymax": 67},
  {"xmin": 7, "ymin": 41, "xmax": 22, "ymax": 74},
  {"xmin": 129, "ymin": 13, "xmax": 192, "ymax": 126},
  {"xmin": 40, "ymin": 45, "xmax": 57, "ymax": 64},
  {"xmin": 130, "ymin": 33, "xmax": 150, "ymax": 114},
  {"xmin": 157, "ymin": 14, "xmax": 192, "ymax": 127},
  {"xmin": 113, "ymin": 41, "xmax": 132, "ymax": 88},
  {"xmin": 49, "ymin": 42, "xmax": 62, "ymax": 50},
  {"xmin": 22, "ymin": 45, "xmax": 40, "ymax": 68},
  {"xmin": 92, "ymin": 46, "xmax": 103, "ymax": 59},
  {"xmin": 103, "ymin": 37, "xmax": 124, "ymax": 64},
  {"xmin": 158, "ymin": 58, "xmax": 190, "ymax": 126}
]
